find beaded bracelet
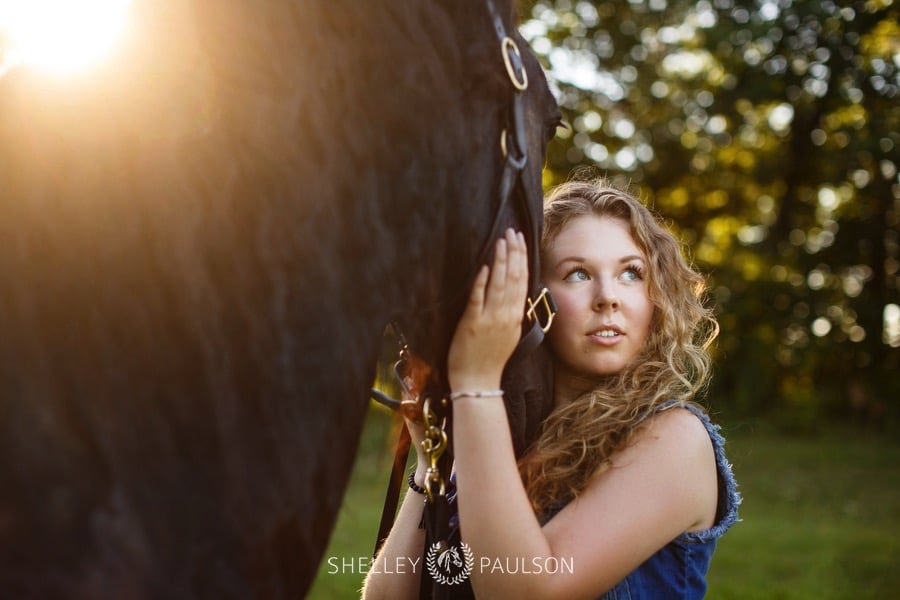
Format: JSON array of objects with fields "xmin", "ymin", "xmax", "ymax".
[
  {"xmin": 408, "ymin": 470, "xmax": 426, "ymax": 495},
  {"xmin": 448, "ymin": 389, "xmax": 504, "ymax": 401}
]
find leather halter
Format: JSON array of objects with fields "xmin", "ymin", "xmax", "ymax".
[
  {"xmin": 370, "ymin": 2, "xmax": 556, "ymax": 589},
  {"xmin": 373, "ymin": 0, "xmax": 554, "ymax": 413}
]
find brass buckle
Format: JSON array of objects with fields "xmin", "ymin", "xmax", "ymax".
[
  {"xmin": 526, "ymin": 287, "xmax": 557, "ymax": 333},
  {"xmin": 501, "ymin": 37, "xmax": 528, "ymax": 91}
]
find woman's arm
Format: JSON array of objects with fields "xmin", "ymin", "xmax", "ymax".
[
  {"xmin": 360, "ymin": 476, "xmax": 427, "ymax": 600},
  {"xmin": 452, "ymin": 396, "xmax": 717, "ymax": 599},
  {"xmin": 362, "ymin": 401, "xmax": 430, "ymax": 599},
  {"xmin": 447, "ymin": 229, "xmax": 717, "ymax": 600}
]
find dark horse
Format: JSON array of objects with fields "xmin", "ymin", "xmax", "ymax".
[{"xmin": 0, "ymin": 1, "xmax": 559, "ymax": 598}]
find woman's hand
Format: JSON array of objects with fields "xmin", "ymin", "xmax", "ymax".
[{"xmin": 447, "ymin": 228, "xmax": 529, "ymax": 392}]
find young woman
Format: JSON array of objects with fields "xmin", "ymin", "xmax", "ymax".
[{"xmin": 363, "ymin": 178, "xmax": 739, "ymax": 599}]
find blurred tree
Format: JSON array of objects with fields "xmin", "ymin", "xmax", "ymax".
[{"xmin": 520, "ymin": 0, "xmax": 899, "ymax": 430}]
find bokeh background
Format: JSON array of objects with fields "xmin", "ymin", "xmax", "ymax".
[
  {"xmin": 528, "ymin": 0, "xmax": 899, "ymax": 430},
  {"xmin": 1, "ymin": 0, "xmax": 896, "ymax": 597},
  {"xmin": 312, "ymin": 1, "xmax": 899, "ymax": 598}
]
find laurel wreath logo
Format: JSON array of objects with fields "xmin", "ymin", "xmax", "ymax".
[{"xmin": 425, "ymin": 541, "xmax": 474, "ymax": 585}]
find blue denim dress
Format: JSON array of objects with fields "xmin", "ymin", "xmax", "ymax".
[
  {"xmin": 442, "ymin": 401, "xmax": 739, "ymax": 600},
  {"xmin": 588, "ymin": 400, "xmax": 741, "ymax": 599}
]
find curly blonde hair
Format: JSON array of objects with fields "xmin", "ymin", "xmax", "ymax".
[{"xmin": 519, "ymin": 178, "xmax": 719, "ymax": 516}]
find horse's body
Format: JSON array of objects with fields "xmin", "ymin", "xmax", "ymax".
[{"xmin": 0, "ymin": 1, "xmax": 558, "ymax": 597}]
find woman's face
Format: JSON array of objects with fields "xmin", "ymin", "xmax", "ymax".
[{"xmin": 542, "ymin": 214, "xmax": 654, "ymax": 389}]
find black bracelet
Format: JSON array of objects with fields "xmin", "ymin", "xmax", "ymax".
[{"xmin": 408, "ymin": 470, "xmax": 426, "ymax": 495}]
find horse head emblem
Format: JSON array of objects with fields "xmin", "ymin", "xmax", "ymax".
[{"xmin": 438, "ymin": 547, "xmax": 464, "ymax": 571}]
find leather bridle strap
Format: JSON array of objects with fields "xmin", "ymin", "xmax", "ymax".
[
  {"xmin": 371, "ymin": 5, "xmax": 557, "ymax": 592},
  {"xmin": 481, "ymin": 0, "xmax": 556, "ymax": 360}
]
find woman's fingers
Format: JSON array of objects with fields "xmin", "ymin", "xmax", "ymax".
[
  {"xmin": 506, "ymin": 230, "xmax": 522, "ymax": 290},
  {"xmin": 466, "ymin": 264, "xmax": 489, "ymax": 312},
  {"xmin": 513, "ymin": 231, "xmax": 528, "ymax": 310},
  {"xmin": 466, "ymin": 228, "xmax": 529, "ymax": 320},
  {"xmin": 486, "ymin": 237, "xmax": 509, "ymax": 307},
  {"xmin": 447, "ymin": 229, "xmax": 530, "ymax": 388},
  {"xmin": 485, "ymin": 229, "xmax": 528, "ymax": 314},
  {"xmin": 507, "ymin": 230, "xmax": 528, "ymax": 300}
]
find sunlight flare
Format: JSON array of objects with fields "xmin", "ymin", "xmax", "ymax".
[{"xmin": 0, "ymin": 0, "xmax": 132, "ymax": 75}]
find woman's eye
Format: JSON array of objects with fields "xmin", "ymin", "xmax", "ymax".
[
  {"xmin": 564, "ymin": 268, "xmax": 589, "ymax": 282},
  {"xmin": 621, "ymin": 265, "xmax": 644, "ymax": 282}
]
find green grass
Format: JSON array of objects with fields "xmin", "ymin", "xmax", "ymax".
[
  {"xmin": 706, "ymin": 421, "xmax": 900, "ymax": 599},
  {"xmin": 307, "ymin": 404, "xmax": 407, "ymax": 599},
  {"xmin": 309, "ymin": 407, "xmax": 900, "ymax": 599}
]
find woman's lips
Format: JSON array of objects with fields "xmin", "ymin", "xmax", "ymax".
[{"xmin": 588, "ymin": 326, "xmax": 624, "ymax": 346}]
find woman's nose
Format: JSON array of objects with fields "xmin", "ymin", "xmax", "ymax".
[{"xmin": 593, "ymin": 277, "xmax": 620, "ymax": 310}]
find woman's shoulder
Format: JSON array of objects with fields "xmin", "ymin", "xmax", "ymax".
[
  {"xmin": 637, "ymin": 400, "xmax": 728, "ymax": 460},
  {"xmin": 602, "ymin": 403, "xmax": 717, "ymax": 499},
  {"xmin": 646, "ymin": 400, "xmax": 742, "ymax": 541},
  {"xmin": 628, "ymin": 402, "xmax": 715, "ymax": 460},
  {"xmin": 610, "ymin": 403, "xmax": 720, "ymax": 530}
]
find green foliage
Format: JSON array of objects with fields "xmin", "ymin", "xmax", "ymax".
[{"xmin": 521, "ymin": 0, "xmax": 900, "ymax": 429}]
